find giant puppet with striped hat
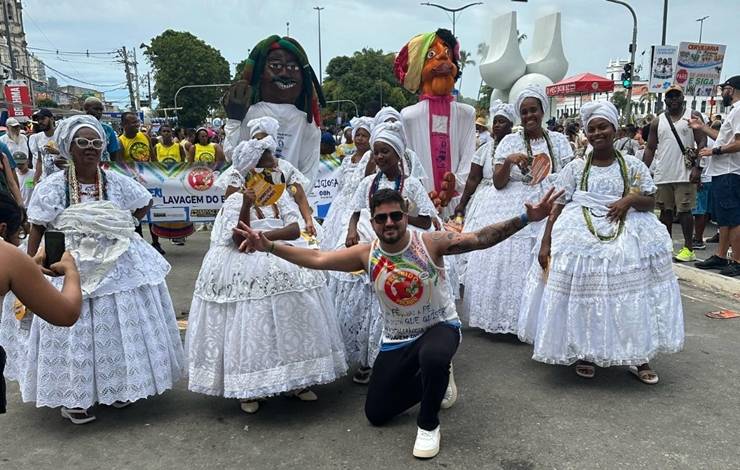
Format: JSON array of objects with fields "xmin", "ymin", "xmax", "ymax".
[
  {"xmin": 394, "ymin": 29, "xmax": 476, "ymax": 216},
  {"xmin": 222, "ymin": 35, "xmax": 326, "ymax": 186}
]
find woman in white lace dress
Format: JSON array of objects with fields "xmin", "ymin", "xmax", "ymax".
[
  {"xmin": 0, "ymin": 115, "xmax": 185, "ymax": 424},
  {"xmin": 186, "ymin": 135, "xmax": 347, "ymax": 414},
  {"xmin": 462, "ymin": 86, "xmax": 573, "ymax": 335},
  {"xmin": 518, "ymin": 102, "xmax": 683, "ymax": 383},
  {"xmin": 452, "ymin": 100, "xmax": 516, "ymax": 282},
  {"xmin": 218, "ymin": 116, "xmax": 322, "ymax": 244},
  {"xmin": 320, "ymin": 116, "xmax": 373, "ymax": 251},
  {"xmin": 330, "ymin": 122, "xmax": 437, "ymax": 384},
  {"xmin": 357, "ymin": 107, "xmax": 429, "ymax": 187}
]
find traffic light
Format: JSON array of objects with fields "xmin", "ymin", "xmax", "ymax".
[{"xmin": 621, "ymin": 63, "xmax": 633, "ymax": 89}]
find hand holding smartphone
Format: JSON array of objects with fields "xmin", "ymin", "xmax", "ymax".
[{"xmin": 43, "ymin": 231, "xmax": 65, "ymax": 269}]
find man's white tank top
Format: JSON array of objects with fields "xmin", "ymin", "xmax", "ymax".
[{"xmin": 368, "ymin": 231, "xmax": 458, "ymax": 346}]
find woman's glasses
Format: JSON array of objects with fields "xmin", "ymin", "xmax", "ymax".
[
  {"xmin": 372, "ymin": 211, "xmax": 405, "ymax": 224},
  {"xmin": 73, "ymin": 137, "xmax": 105, "ymax": 150}
]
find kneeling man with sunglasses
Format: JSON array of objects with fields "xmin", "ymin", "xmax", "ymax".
[{"xmin": 233, "ymin": 186, "xmax": 563, "ymax": 459}]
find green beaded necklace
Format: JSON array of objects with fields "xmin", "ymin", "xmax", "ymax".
[{"xmin": 580, "ymin": 149, "xmax": 630, "ymax": 242}]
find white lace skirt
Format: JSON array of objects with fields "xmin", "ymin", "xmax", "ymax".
[
  {"xmin": 0, "ymin": 282, "xmax": 185, "ymax": 409},
  {"xmin": 327, "ymin": 273, "xmax": 382, "ymax": 368},
  {"xmin": 461, "ymin": 181, "xmax": 540, "ymax": 334},
  {"xmin": 186, "ymin": 246, "xmax": 347, "ymax": 399},
  {"xmin": 320, "ymin": 187, "xmax": 355, "ymax": 251},
  {"xmin": 518, "ymin": 210, "xmax": 684, "ymax": 367}
]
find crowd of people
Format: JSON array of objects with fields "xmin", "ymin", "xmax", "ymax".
[{"xmin": 0, "ymin": 28, "xmax": 738, "ymax": 460}]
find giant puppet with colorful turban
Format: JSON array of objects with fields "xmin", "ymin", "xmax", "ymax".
[
  {"xmin": 394, "ymin": 29, "xmax": 476, "ymax": 214},
  {"xmin": 222, "ymin": 35, "xmax": 326, "ymax": 185}
]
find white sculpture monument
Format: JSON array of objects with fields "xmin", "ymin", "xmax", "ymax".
[{"xmin": 479, "ymin": 11, "xmax": 568, "ymax": 117}]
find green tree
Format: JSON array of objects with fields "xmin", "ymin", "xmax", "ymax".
[
  {"xmin": 611, "ymin": 90, "xmax": 629, "ymax": 114},
  {"xmin": 37, "ymin": 98, "xmax": 58, "ymax": 108},
  {"xmin": 478, "ymin": 85, "xmax": 493, "ymax": 115},
  {"xmin": 144, "ymin": 30, "xmax": 230, "ymax": 127},
  {"xmin": 322, "ymin": 48, "xmax": 417, "ymax": 122},
  {"xmin": 457, "ymin": 50, "xmax": 476, "ymax": 96}
]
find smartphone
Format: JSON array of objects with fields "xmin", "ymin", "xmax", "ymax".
[{"xmin": 44, "ymin": 231, "xmax": 65, "ymax": 269}]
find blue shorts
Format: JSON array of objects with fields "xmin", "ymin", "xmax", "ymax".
[
  {"xmin": 710, "ymin": 174, "xmax": 740, "ymax": 227},
  {"xmin": 693, "ymin": 182, "xmax": 713, "ymax": 216}
]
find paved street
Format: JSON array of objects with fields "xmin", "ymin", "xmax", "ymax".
[{"xmin": 2, "ymin": 231, "xmax": 739, "ymax": 470}]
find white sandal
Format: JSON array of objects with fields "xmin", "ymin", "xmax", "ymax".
[{"xmin": 61, "ymin": 407, "xmax": 96, "ymax": 424}]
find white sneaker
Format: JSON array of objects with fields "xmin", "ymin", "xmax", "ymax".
[
  {"xmin": 413, "ymin": 426, "xmax": 441, "ymax": 459},
  {"xmin": 440, "ymin": 364, "xmax": 457, "ymax": 409},
  {"xmin": 239, "ymin": 400, "xmax": 259, "ymax": 414}
]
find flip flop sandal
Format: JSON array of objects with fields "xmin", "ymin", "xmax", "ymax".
[
  {"xmin": 705, "ymin": 310, "xmax": 740, "ymax": 320},
  {"xmin": 61, "ymin": 407, "xmax": 96, "ymax": 424},
  {"xmin": 575, "ymin": 363, "xmax": 595, "ymax": 379},
  {"xmin": 111, "ymin": 401, "xmax": 133, "ymax": 409},
  {"xmin": 629, "ymin": 366, "xmax": 659, "ymax": 385}
]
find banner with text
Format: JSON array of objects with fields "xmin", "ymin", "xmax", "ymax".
[
  {"xmin": 107, "ymin": 162, "xmax": 229, "ymax": 223},
  {"xmin": 648, "ymin": 45, "xmax": 679, "ymax": 93},
  {"xmin": 676, "ymin": 42, "xmax": 726, "ymax": 96},
  {"xmin": 4, "ymin": 80, "xmax": 33, "ymax": 118},
  {"xmin": 307, "ymin": 153, "xmax": 343, "ymax": 219}
]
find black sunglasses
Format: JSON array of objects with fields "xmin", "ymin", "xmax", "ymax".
[{"xmin": 372, "ymin": 211, "xmax": 405, "ymax": 224}]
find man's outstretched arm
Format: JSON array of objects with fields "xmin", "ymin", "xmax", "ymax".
[
  {"xmin": 233, "ymin": 221, "xmax": 369, "ymax": 273},
  {"xmin": 426, "ymin": 187, "xmax": 564, "ymax": 258},
  {"xmin": 428, "ymin": 216, "xmax": 526, "ymax": 256}
]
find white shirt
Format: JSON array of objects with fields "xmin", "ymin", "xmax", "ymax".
[
  {"xmin": 0, "ymin": 133, "xmax": 29, "ymax": 161},
  {"xmin": 706, "ymin": 102, "xmax": 740, "ymax": 177},
  {"xmin": 653, "ymin": 111, "xmax": 695, "ymax": 184},
  {"xmin": 28, "ymin": 132, "xmax": 59, "ymax": 179},
  {"xmin": 15, "ymin": 168, "xmax": 34, "ymax": 206},
  {"xmin": 223, "ymin": 102, "xmax": 321, "ymax": 187}
]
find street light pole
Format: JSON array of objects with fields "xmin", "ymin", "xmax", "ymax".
[
  {"xmin": 606, "ymin": 0, "xmax": 638, "ymax": 123},
  {"xmin": 696, "ymin": 15, "xmax": 709, "ymax": 43},
  {"xmin": 419, "ymin": 2, "xmax": 483, "ymax": 36},
  {"xmin": 313, "ymin": 6, "xmax": 324, "ymax": 85}
]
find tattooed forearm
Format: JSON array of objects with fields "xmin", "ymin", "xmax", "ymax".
[{"xmin": 441, "ymin": 216, "xmax": 523, "ymax": 255}]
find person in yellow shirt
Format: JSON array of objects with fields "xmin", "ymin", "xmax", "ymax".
[
  {"xmin": 118, "ymin": 112, "xmax": 164, "ymax": 254},
  {"xmin": 154, "ymin": 123, "xmax": 187, "ymax": 164},
  {"xmin": 119, "ymin": 112, "xmax": 155, "ymax": 162},
  {"xmin": 188, "ymin": 127, "xmax": 225, "ymax": 164},
  {"xmin": 152, "ymin": 123, "xmax": 194, "ymax": 246}
]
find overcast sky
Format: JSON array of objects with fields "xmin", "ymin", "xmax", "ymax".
[{"xmin": 20, "ymin": 0, "xmax": 740, "ymax": 109}]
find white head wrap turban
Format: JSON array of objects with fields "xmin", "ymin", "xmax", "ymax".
[
  {"xmin": 370, "ymin": 121, "xmax": 406, "ymax": 160},
  {"xmin": 489, "ymin": 99, "xmax": 516, "ymax": 124},
  {"xmin": 514, "ymin": 84, "xmax": 550, "ymax": 120},
  {"xmin": 580, "ymin": 101, "xmax": 620, "ymax": 130},
  {"xmin": 231, "ymin": 135, "xmax": 277, "ymax": 174},
  {"xmin": 247, "ymin": 116, "xmax": 280, "ymax": 139},
  {"xmin": 373, "ymin": 106, "xmax": 402, "ymax": 128},
  {"xmin": 53, "ymin": 114, "xmax": 106, "ymax": 160},
  {"xmin": 350, "ymin": 116, "xmax": 373, "ymax": 140}
]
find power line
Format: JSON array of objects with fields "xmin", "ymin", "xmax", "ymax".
[
  {"xmin": 27, "ymin": 46, "xmax": 117, "ymax": 56},
  {"xmin": 43, "ymin": 61, "xmax": 122, "ymax": 88}
]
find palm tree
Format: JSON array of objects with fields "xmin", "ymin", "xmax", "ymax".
[{"xmin": 458, "ymin": 49, "xmax": 476, "ymax": 97}]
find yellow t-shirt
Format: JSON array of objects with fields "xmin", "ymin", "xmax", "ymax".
[
  {"xmin": 193, "ymin": 143, "xmax": 216, "ymax": 163},
  {"xmin": 119, "ymin": 132, "xmax": 152, "ymax": 162},
  {"xmin": 156, "ymin": 142, "xmax": 183, "ymax": 164}
]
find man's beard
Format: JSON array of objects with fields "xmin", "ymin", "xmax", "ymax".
[
  {"xmin": 378, "ymin": 228, "xmax": 403, "ymax": 244},
  {"xmin": 723, "ymin": 95, "xmax": 733, "ymax": 107}
]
